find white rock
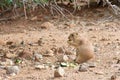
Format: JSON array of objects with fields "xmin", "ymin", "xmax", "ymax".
[
  {"xmin": 54, "ymin": 67, "xmax": 65, "ymax": 77},
  {"xmin": 51, "ymin": 65, "xmax": 55, "ymax": 70},
  {"xmin": 10, "ymin": 73, "xmax": 16, "ymax": 76},
  {"xmin": 34, "ymin": 53, "xmax": 43, "ymax": 60},
  {"xmin": 6, "ymin": 66, "xmax": 20, "ymax": 74},
  {"xmin": 35, "ymin": 64, "xmax": 45, "ymax": 70},
  {"xmin": 57, "ymin": 54, "xmax": 68, "ymax": 62}
]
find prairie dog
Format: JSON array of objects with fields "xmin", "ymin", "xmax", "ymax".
[{"xmin": 67, "ymin": 32, "xmax": 94, "ymax": 64}]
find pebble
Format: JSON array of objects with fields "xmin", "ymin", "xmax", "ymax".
[
  {"xmin": 117, "ymin": 59, "xmax": 120, "ymax": 64},
  {"xmin": 88, "ymin": 62, "xmax": 96, "ymax": 68},
  {"xmin": 43, "ymin": 50, "xmax": 54, "ymax": 57},
  {"xmin": 0, "ymin": 66, "xmax": 5, "ymax": 69},
  {"xmin": 94, "ymin": 70, "xmax": 104, "ymax": 75},
  {"xmin": 65, "ymin": 51, "xmax": 73, "ymax": 55},
  {"xmin": 0, "ymin": 59, "xmax": 14, "ymax": 66},
  {"xmin": 51, "ymin": 65, "xmax": 55, "ymax": 70},
  {"xmin": 54, "ymin": 67, "xmax": 65, "ymax": 77},
  {"xmin": 111, "ymin": 75, "xmax": 117, "ymax": 80},
  {"xmin": 79, "ymin": 63, "xmax": 89, "ymax": 72},
  {"xmin": 6, "ymin": 41, "xmax": 13, "ymax": 45},
  {"xmin": 41, "ymin": 22, "xmax": 54, "ymax": 29},
  {"xmin": 33, "ymin": 52, "xmax": 43, "ymax": 61},
  {"xmin": 5, "ymin": 52, "xmax": 17, "ymax": 59},
  {"xmin": 38, "ymin": 38, "xmax": 43, "ymax": 46},
  {"xmin": 6, "ymin": 66, "xmax": 20, "ymax": 74},
  {"xmin": 35, "ymin": 64, "xmax": 45, "ymax": 70},
  {"xmin": 57, "ymin": 54, "xmax": 68, "ymax": 62},
  {"xmin": 57, "ymin": 47, "xmax": 65, "ymax": 54},
  {"xmin": 18, "ymin": 50, "xmax": 33, "ymax": 59},
  {"xmin": 68, "ymin": 55, "xmax": 76, "ymax": 61}
]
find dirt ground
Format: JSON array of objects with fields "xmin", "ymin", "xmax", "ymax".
[{"xmin": 0, "ymin": 7, "xmax": 120, "ymax": 80}]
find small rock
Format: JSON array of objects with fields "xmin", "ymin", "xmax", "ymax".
[
  {"xmin": 6, "ymin": 66, "xmax": 20, "ymax": 74},
  {"xmin": 57, "ymin": 47, "xmax": 65, "ymax": 54},
  {"xmin": 94, "ymin": 47, "xmax": 99, "ymax": 52},
  {"xmin": 6, "ymin": 41, "xmax": 13, "ymax": 45},
  {"xmin": 10, "ymin": 73, "xmax": 16, "ymax": 76},
  {"xmin": 111, "ymin": 75, "xmax": 117, "ymax": 80},
  {"xmin": 51, "ymin": 65, "xmax": 55, "ymax": 70},
  {"xmin": 94, "ymin": 70, "xmax": 104, "ymax": 75},
  {"xmin": 65, "ymin": 51, "xmax": 73, "ymax": 55},
  {"xmin": 38, "ymin": 38, "xmax": 43, "ymax": 46},
  {"xmin": 20, "ymin": 41, "xmax": 24, "ymax": 45},
  {"xmin": 35, "ymin": 64, "xmax": 45, "ymax": 70},
  {"xmin": 31, "ymin": 16, "xmax": 37, "ymax": 21},
  {"xmin": 54, "ymin": 67, "xmax": 65, "ymax": 77},
  {"xmin": 41, "ymin": 22, "xmax": 54, "ymax": 29},
  {"xmin": 33, "ymin": 52, "xmax": 43, "ymax": 61},
  {"xmin": 0, "ymin": 66, "xmax": 5, "ymax": 69},
  {"xmin": 88, "ymin": 28, "xmax": 93, "ymax": 31},
  {"xmin": 62, "ymin": 55, "xmax": 69, "ymax": 62},
  {"xmin": 79, "ymin": 63, "xmax": 89, "ymax": 72},
  {"xmin": 0, "ymin": 59, "xmax": 14, "ymax": 66},
  {"xmin": 117, "ymin": 59, "xmax": 120, "ymax": 64},
  {"xmin": 43, "ymin": 50, "xmax": 54, "ymax": 57},
  {"xmin": 9, "ymin": 44, "xmax": 17, "ymax": 49},
  {"xmin": 88, "ymin": 62, "xmax": 96, "ymax": 68},
  {"xmin": 18, "ymin": 50, "xmax": 33, "ymax": 59},
  {"xmin": 5, "ymin": 53, "xmax": 17, "ymax": 59},
  {"xmin": 57, "ymin": 54, "xmax": 68, "ymax": 62},
  {"xmin": 68, "ymin": 55, "xmax": 76, "ymax": 62}
]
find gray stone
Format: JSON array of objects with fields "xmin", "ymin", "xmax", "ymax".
[
  {"xmin": 79, "ymin": 63, "xmax": 89, "ymax": 72},
  {"xmin": 6, "ymin": 66, "xmax": 20, "ymax": 74},
  {"xmin": 54, "ymin": 67, "xmax": 65, "ymax": 77},
  {"xmin": 33, "ymin": 52, "xmax": 43, "ymax": 61}
]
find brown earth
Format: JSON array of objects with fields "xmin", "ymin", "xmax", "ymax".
[{"xmin": 0, "ymin": 7, "xmax": 120, "ymax": 80}]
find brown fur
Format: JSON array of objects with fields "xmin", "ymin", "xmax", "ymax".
[{"xmin": 67, "ymin": 32, "xmax": 94, "ymax": 64}]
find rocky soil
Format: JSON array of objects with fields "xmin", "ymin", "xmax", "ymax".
[{"xmin": 0, "ymin": 7, "xmax": 120, "ymax": 80}]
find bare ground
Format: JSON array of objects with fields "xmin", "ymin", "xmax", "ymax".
[{"xmin": 0, "ymin": 7, "xmax": 120, "ymax": 80}]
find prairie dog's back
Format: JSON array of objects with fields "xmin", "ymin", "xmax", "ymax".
[{"xmin": 67, "ymin": 32, "xmax": 95, "ymax": 64}]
